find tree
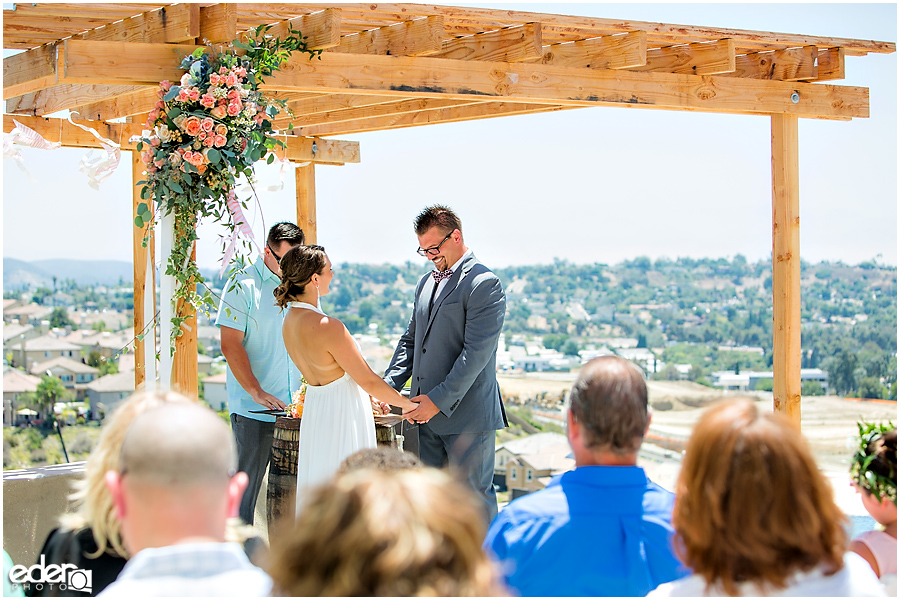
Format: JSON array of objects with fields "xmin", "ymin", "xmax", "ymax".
[
  {"xmin": 857, "ymin": 377, "xmax": 889, "ymax": 400},
  {"xmin": 826, "ymin": 349, "xmax": 859, "ymax": 396},
  {"xmin": 358, "ymin": 300, "xmax": 376, "ymax": 323},
  {"xmin": 561, "ymin": 339, "xmax": 580, "ymax": 356},
  {"xmin": 801, "ymin": 380, "xmax": 825, "ymax": 396},
  {"xmin": 27, "ymin": 375, "xmax": 72, "ymax": 422},
  {"xmin": 49, "ymin": 307, "xmax": 73, "ymax": 329}
]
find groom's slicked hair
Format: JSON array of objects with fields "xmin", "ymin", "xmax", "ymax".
[
  {"xmin": 268, "ymin": 222, "xmax": 305, "ymax": 246},
  {"xmin": 414, "ymin": 205, "xmax": 462, "ymax": 237}
]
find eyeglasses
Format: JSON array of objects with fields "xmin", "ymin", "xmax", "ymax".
[
  {"xmin": 417, "ymin": 230, "xmax": 454, "ymax": 257},
  {"xmin": 267, "ymin": 245, "xmax": 282, "ymax": 262}
]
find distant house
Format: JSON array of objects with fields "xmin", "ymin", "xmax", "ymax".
[
  {"xmin": 709, "ymin": 368, "xmax": 829, "ymax": 392},
  {"xmin": 198, "ymin": 354, "xmax": 215, "ymax": 376},
  {"xmin": 3, "ymin": 369, "xmax": 42, "ymax": 425},
  {"xmin": 495, "ymin": 433, "xmax": 573, "ymax": 495},
  {"xmin": 86, "ymin": 371, "xmax": 136, "ymax": 420},
  {"xmin": 3, "ymin": 303, "xmax": 53, "ymax": 326},
  {"xmin": 63, "ymin": 330, "xmax": 130, "ymax": 360},
  {"xmin": 197, "ymin": 325, "xmax": 221, "ymax": 356},
  {"xmin": 11, "ymin": 335, "xmax": 81, "ymax": 372},
  {"xmin": 29, "ymin": 356, "xmax": 99, "ymax": 399},
  {"xmin": 3, "ymin": 322, "xmax": 39, "ymax": 347},
  {"xmin": 616, "ymin": 347, "xmax": 659, "ymax": 374},
  {"xmin": 202, "ymin": 372, "xmax": 228, "ymax": 411}
]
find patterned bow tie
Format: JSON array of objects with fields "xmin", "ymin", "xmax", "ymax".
[{"xmin": 432, "ymin": 269, "xmax": 454, "ymax": 283}]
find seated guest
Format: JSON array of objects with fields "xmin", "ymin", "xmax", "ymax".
[
  {"xmin": 98, "ymin": 403, "xmax": 272, "ymax": 597},
  {"xmin": 267, "ymin": 467, "xmax": 506, "ymax": 596},
  {"xmin": 337, "ymin": 445, "xmax": 423, "ymax": 473},
  {"xmin": 649, "ymin": 399, "xmax": 886, "ymax": 597},
  {"xmin": 31, "ymin": 391, "xmax": 192, "ymax": 597},
  {"xmin": 483, "ymin": 356, "xmax": 687, "ymax": 596}
]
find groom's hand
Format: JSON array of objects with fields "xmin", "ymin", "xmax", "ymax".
[
  {"xmin": 252, "ymin": 390, "xmax": 287, "ymax": 411},
  {"xmin": 405, "ymin": 394, "xmax": 440, "ymax": 424}
]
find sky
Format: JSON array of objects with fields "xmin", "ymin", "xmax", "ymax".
[{"xmin": 2, "ymin": 3, "xmax": 897, "ymax": 273}]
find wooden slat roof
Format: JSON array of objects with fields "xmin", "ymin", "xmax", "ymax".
[{"xmin": 3, "ymin": 3, "xmax": 895, "ymax": 142}]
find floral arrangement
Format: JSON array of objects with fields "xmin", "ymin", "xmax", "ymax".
[
  {"xmin": 134, "ymin": 25, "xmax": 320, "ymax": 350},
  {"xmin": 850, "ymin": 420, "xmax": 897, "ymax": 504},
  {"xmin": 289, "ymin": 377, "xmax": 307, "ymax": 419}
]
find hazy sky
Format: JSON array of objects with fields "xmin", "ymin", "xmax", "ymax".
[{"xmin": 2, "ymin": 3, "xmax": 896, "ymax": 273}]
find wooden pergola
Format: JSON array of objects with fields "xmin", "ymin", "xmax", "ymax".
[{"xmin": 3, "ymin": 3, "xmax": 895, "ymax": 427}]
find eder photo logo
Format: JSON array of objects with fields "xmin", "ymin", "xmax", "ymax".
[{"xmin": 8, "ymin": 555, "xmax": 92, "ymax": 594}]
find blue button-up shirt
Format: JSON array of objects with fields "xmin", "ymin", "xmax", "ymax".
[
  {"xmin": 484, "ymin": 466, "xmax": 688, "ymax": 597},
  {"xmin": 215, "ymin": 256, "xmax": 300, "ymax": 422}
]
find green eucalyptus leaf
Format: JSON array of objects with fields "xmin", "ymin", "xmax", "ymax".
[
  {"xmin": 207, "ymin": 148, "xmax": 221, "ymax": 164},
  {"xmin": 134, "ymin": 216, "xmax": 145, "ymax": 228},
  {"xmin": 266, "ymin": 153, "xmax": 275, "ymax": 165}
]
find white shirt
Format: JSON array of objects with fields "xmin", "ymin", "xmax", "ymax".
[
  {"xmin": 97, "ymin": 542, "xmax": 272, "ymax": 597},
  {"xmin": 647, "ymin": 552, "xmax": 887, "ymax": 597}
]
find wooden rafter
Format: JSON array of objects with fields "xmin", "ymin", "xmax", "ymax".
[
  {"xmin": 331, "ymin": 15, "xmax": 444, "ymax": 56},
  {"xmin": 540, "ymin": 32, "xmax": 647, "ymax": 70},
  {"xmin": 432, "ymin": 22, "xmax": 542, "ymax": 62}
]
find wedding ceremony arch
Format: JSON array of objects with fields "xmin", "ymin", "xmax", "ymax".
[{"xmin": 3, "ymin": 2, "xmax": 895, "ymax": 427}]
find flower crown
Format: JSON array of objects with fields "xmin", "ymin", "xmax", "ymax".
[{"xmin": 849, "ymin": 420, "xmax": 897, "ymax": 504}]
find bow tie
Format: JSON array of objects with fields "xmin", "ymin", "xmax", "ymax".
[{"xmin": 431, "ymin": 269, "xmax": 454, "ymax": 283}]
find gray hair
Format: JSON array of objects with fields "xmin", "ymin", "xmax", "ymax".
[{"xmin": 568, "ymin": 356, "xmax": 649, "ymax": 455}]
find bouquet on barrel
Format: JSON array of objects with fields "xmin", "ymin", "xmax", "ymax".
[{"xmin": 289, "ymin": 377, "xmax": 307, "ymax": 419}]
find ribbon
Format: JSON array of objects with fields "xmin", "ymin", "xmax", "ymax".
[
  {"xmin": 3, "ymin": 119, "xmax": 62, "ymax": 181},
  {"xmin": 220, "ymin": 189, "xmax": 262, "ymax": 276},
  {"xmin": 67, "ymin": 112, "xmax": 121, "ymax": 190}
]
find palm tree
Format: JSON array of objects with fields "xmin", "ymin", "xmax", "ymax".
[{"xmin": 29, "ymin": 375, "xmax": 72, "ymax": 424}]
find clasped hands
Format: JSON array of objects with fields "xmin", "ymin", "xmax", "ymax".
[{"xmin": 402, "ymin": 394, "xmax": 440, "ymax": 424}]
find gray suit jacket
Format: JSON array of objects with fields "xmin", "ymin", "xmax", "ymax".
[{"xmin": 385, "ymin": 253, "xmax": 508, "ymax": 435}]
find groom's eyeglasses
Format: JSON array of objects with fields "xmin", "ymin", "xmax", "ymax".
[
  {"xmin": 417, "ymin": 230, "xmax": 454, "ymax": 257},
  {"xmin": 267, "ymin": 245, "xmax": 282, "ymax": 262}
]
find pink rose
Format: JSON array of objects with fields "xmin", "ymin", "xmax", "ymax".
[
  {"xmin": 203, "ymin": 136, "xmax": 215, "ymax": 147},
  {"xmin": 215, "ymin": 124, "xmax": 228, "ymax": 136},
  {"xmin": 197, "ymin": 164, "xmax": 207, "ymax": 174},
  {"xmin": 200, "ymin": 94, "xmax": 215, "ymax": 108},
  {"xmin": 227, "ymin": 89, "xmax": 240, "ymax": 100},
  {"xmin": 148, "ymin": 163, "xmax": 158, "ymax": 173},
  {"xmin": 188, "ymin": 88, "xmax": 200, "ymax": 102},
  {"xmin": 183, "ymin": 116, "xmax": 202, "ymax": 136},
  {"xmin": 141, "ymin": 149, "xmax": 153, "ymax": 164},
  {"xmin": 200, "ymin": 117, "xmax": 214, "ymax": 132},
  {"xmin": 147, "ymin": 108, "xmax": 160, "ymax": 122},
  {"xmin": 209, "ymin": 74, "xmax": 221, "ymax": 85},
  {"xmin": 161, "ymin": 80, "xmax": 173, "ymax": 91},
  {"xmin": 150, "ymin": 137, "xmax": 161, "ymax": 147},
  {"xmin": 227, "ymin": 102, "xmax": 241, "ymax": 117},
  {"xmin": 214, "ymin": 135, "xmax": 227, "ymax": 147},
  {"xmin": 225, "ymin": 74, "xmax": 238, "ymax": 87},
  {"xmin": 177, "ymin": 90, "xmax": 189, "ymax": 102},
  {"xmin": 235, "ymin": 67, "xmax": 247, "ymax": 78},
  {"xmin": 210, "ymin": 106, "xmax": 227, "ymax": 119},
  {"xmin": 219, "ymin": 67, "xmax": 228, "ymax": 75},
  {"xmin": 198, "ymin": 131, "xmax": 207, "ymax": 140}
]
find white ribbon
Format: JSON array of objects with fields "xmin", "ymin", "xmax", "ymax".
[
  {"xmin": 3, "ymin": 119, "xmax": 62, "ymax": 181},
  {"xmin": 67, "ymin": 112, "xmax": 122, "ymax": 190},
  {"xmin": 220, "ymin": 189, "xmax": 262, "ymax": 276}
]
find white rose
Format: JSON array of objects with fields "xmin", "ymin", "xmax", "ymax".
[
  {"xmin": 156, "ymin": 124, "xmax": 172, "ymax": 143},
  {"xmin": 180, "ymin": 73, "xmax": 192, "ymax": 88}
]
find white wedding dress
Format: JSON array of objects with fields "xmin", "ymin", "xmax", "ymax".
[{"xmin": 288, "ymin": 302, "xmax": 377, "ymax": 515}]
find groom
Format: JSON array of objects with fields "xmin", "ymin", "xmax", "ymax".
[{"xmin": 385, "ymin": 205, "xmax": 508, "ymax": 521}]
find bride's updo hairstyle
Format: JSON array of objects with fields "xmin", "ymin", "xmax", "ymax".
[{"xmin": 274, "ymin": 244, "xmax": 326, "ymax": 309}]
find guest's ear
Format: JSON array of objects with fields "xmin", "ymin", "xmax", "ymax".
[
  {"xmin": 105, "ymin": 470, "xmax": 127, "ymax": 519},
  {"xmin": 227, "ymin": 472, "xmax": 250, "ymax": 518}
]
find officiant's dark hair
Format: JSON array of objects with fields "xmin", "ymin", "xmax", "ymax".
[
  {"xmin": 267, "ymin": 222, "xmax": 305, "ymax": 246},
  {"xmin": 414, "ymin": 205, "xmax": 462, "ymax": 238},
  {"xmin": 274, "ymin": 244, "xmax": 326, "ymax": 309}
]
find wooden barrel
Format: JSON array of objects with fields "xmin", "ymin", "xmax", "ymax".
[
  {"xmin": 375, "ymin": 423, "xmax": 396, "ymax": 448},
  {"xmin": 267, "ymin": 416, "xmax": 299, "ymax": 529}
]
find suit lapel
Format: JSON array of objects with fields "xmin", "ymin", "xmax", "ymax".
[{"xmin": 424, "ymin": 254, "xmax": 477, "ymax": 337}]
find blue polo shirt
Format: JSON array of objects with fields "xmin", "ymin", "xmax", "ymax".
[
  {"xmin": 214, "ymin": 256, "xmax": 300, "ymax": 422},
  {"xmin": 484, "ymin": 466, "xmax": 688, "ymax": 597}
]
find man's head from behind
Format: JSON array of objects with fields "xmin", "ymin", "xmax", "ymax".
[
  {"xmin": 567, "ymin": 356, "xmax": 650, "ymax": 465},
  {"xmin": 105, "ymin": 403, "xmax": 248, "ymax": 555}
]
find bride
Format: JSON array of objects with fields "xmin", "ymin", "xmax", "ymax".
[{"xmin": 274, "ymin": 244, "xmax": 418, "ymax": 509}]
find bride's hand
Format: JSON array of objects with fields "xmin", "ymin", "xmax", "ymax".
[
  {"xmin": 401, "ymin": 401, "xmax": 419, "ymax": 416},
  {"xmin": 370, "ymin": 397, "xmax": 390, "ymax": 415}
]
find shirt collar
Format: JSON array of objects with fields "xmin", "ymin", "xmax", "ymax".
[{"xmin": 253, "ymin": 254, "xmax": 279, "ymax": 283}]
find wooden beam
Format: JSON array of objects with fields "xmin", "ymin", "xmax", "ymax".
[
  {"xmin": 171, "ymin": 239, "xmax": 199, "ymax": 400},
  {"xmin": 771, "ymin": 113, "xmax": 802, "ymax": 428},
  {"xmin": 333, "ymin": 15, "xmax": 444, "ymax": 56},
  {"xmin": 70, "ymin": 88, "xmax": 159, "ymax": 122},
  {"xmin": 292, "ymin": 101, "xmax": 565, "ymax": 136},
  {"xmin": 132, "ymin": 151, "xmax": 155, "ymax": 389},
  {"xmin": 295, "ymin": 164, "xmax": 317, "ymax": 244},
  {"xmin": 3, "ymin": 44, "xmax": 57, "ymax": 99},
  {"xmin": 199, "ymin": 3, "xmax": 237, "ymax": 43},
  {"xmin": 5, "ymin": 4, "xmax": 164, "ymax": 19},
  {"xmin": 241, "ymin": 8, "xmax": 342, "ymax": 50},
  {"xmin": 6, "ymin": 84, "xmax": 154, "ymax": 117},
  {"xmin": 273, "ymin": 94, "xmax": 401, "ymax": 123},
  {"xmin": 271, "ymin": 136, "xmax": 361, "ymax": 164},
  {"xmin": 2, "ymin": 116, "xmax": 360, "ymax": 164},
  {"xmin": 812, "ymin": 47, "xmax": 846, "ymax": 82},
  {"xmin": 432, "ymin": 22, "xmax": 542, "ymax": 62},
  {"xmin": 73, "ymin": 4, "xmax": 199, "ymax": 44},
  {"xmin": 540, "ymin": 31, "xmax": 647, "ymax": 70},
  {"xmin": 727, "ymin": 46, "xmax": 818, "ymax": 81},
  {"xmin": 631, "ymin": 39, "xmax": 735, "ymax": 76},
  {"xmin": 57, "ymin": 40, "xmax": 870, "ymax": 119},
  {"xmin": 285, "ymin": 97, "xmax": 480, "ymax": 128}
]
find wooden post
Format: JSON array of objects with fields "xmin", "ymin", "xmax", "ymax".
[
  {"xmin": 771, "ymin": 114, "xmax": 802, "ymax": 428},
  {"xmin": 131, "ymin": 151, "xmax": 155, "ymax": 390},
  {"xmin": 296, "ymin": 164, "xmax": 317, "ymax": 243},
  {"xmin": 171, "ymin": 225, "xmax": 199, "ymax": 400}
]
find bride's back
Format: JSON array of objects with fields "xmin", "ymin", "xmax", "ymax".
[{"xmin": 283, "ymin": 306, "xmax": 345, "ymax": 386}]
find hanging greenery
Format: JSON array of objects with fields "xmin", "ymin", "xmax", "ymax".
[{"xmin": 135, "ymin": 25, "xmax": 321, "ymax": 352}]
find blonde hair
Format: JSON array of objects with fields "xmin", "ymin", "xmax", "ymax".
[
  {"xmin": 673, "ymin": 399, "xmax": 846, "ymax": 596},
  {"xmin": 267, "ymin": 468, "xmax": 506, "ymax": 596},
  {"xmin": 60, "ymin": 390, "xmax": 193, "ymax": 558}
]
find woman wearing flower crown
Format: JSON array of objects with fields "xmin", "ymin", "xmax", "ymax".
[
  {"xmin": 850, "ymin": 423, "xmax": 897, "ymax": 595},
  {"xmin": 274, "ymin": 245, "xmax": 418, "ymax": 514}
]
